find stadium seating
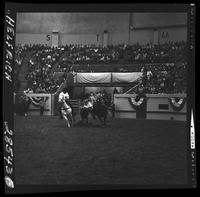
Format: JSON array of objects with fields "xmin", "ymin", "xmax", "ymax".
[{"xmin": 14, "ymin": 41, "xmax": 187, "ymax": 94}]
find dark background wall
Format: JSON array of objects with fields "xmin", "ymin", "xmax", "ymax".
[
  {"xmin": 16, "ymin": 12, "xmax": 187, "ymax": 46},
  {"xmin": 131, "ymin": 13, "xmax": 187, "ymax": 28},
  {"xmin": 16, "ymin": 13, "xmax": 129, "ymax": 34}
]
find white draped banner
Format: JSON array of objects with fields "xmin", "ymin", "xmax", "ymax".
[
  {"xmin": 74, "ymin": 72, "xmax": 142, "ymax": 84},
  {"xmin": 76, "ymin": 72, "xmax": 111, "ymax": 83},
  {"xmin": 112, "ymin": 72, "xmax": 142, "ymax": 83}
]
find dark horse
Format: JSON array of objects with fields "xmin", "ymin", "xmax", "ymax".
[{"xmin": 80, "ymin": 98, "xmax": 108, "ymax": 127}]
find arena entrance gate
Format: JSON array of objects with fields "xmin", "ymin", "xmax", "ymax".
[{"xmin": 67, "ymin": 72, "xmax": 143, "ymax": 118}]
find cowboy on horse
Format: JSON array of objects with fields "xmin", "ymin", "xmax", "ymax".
[
  {"xmin": 59, "ymin": 88, "xmax": 73, "ymax": 128},
  {"xmin": 80, "ymin": 98, "xmax": 93, "ymax": 124},
  {"xmin": 80, "ymin": 93, "xmax": 108, "ymax": 127}
]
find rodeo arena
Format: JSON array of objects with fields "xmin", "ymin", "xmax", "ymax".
[{"xmin": 14, "ymin": 13, "xmax": 188, "ymax": 185}]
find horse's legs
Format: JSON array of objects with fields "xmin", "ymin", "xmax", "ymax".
[
  {"xmin": 97, "ymin": 116, "xmax": 104, "ymax": 127},
  {"xmin": 71, "ymin": 114, "xmax": 74, "ymax": 127},
  {"xmin": 72, "ymin": 112, "xmax": 76, "ymax": 122},
  {"xmin": 85, "ymin": 111, "xmax": 89, "ymax": 124},
  {"xmin": 68, "ymin": 112, "xmax": 73, "ymax": 127},
  {"xmin": 62, "ymin": 110, "xmax": 70, "ymax": 128},
  {"xmin": 85, "ymin": 110, "xmax": 89, "ymax": 124},
  {"xmin": 80, "ymin": 110, "xmax": 88, "ymax": 125},
  {"xmin": 91, "ymin": 109, "xmax": 96, "ymax": 120},
  {"xmin": 64, "ymin": 116, "xmax": 70, "ymax": 128},
  {"xmin": 59, "ymin": 105, "xmax": 63, "ymax": 119}
]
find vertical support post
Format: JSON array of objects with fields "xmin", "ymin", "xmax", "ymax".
[
  {"xmin": 153, "ymin": 28, "xmax": 159, "ymax": 45},
  {"xmin": 51, "ymin": 94, "xmax": 54, "ymax": 116},
  {"xmin": 128, "ymin": 13, "xmax": 133, "ymax": 45},
  {"xmin": 103, "ymin": 30, "xmax": 109, "ymax": 47}
]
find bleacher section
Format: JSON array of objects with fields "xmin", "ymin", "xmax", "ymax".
[{"xmin": 14, "ymin": 41, "xmax": 187, "ymax": 95}]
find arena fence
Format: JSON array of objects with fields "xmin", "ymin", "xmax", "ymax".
[
  {"xmin": 14, "ymin": 93, "xmax": 187, "ymax": 121},
  {"xmin": 14, "ymin": 93, "xmax": 80, "ymax": 117},
  {"xmin": 14, "ymin": 93, "xmax": 52, "ymax": 115},
  {"xmin": 114, "ymin": 93, "xmax": 187, "ymax": 121}
]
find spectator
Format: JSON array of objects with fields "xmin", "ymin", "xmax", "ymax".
[
  {"xmin": 39, "ymin": 98, "xmax": 46, "ymax": 116},
  {"xmin": 113, "ymin": 88, "xmax": 119, "ymax": 94},
  {"xmin": 15, "ymin": 41, "xmax": 187, "ymax": 95}
]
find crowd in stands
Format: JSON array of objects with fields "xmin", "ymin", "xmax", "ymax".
[
  {"xmin": 63, "ymin": 41, "xmax": 186, "ymax": 64},
  {"xmin": 139, "ymin": 62, "xmax": 187, "ymax": 94},
  {"xmin": 56, "ymin": 41, "xmax": 186, "ymax": 73},
  {"xmin": 14, "ymin": 41, "xmax": 187, "ymax": 94},
  {"xmin": 24, "ymin": 44, "xmax": 66, "ymax": 93}
]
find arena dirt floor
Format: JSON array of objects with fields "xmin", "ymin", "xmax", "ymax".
[{"xmin": 14, "ymin": 115, "xmax": 188, "ymax": 187}]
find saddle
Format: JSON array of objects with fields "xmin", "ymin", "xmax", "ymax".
[{"xmin": 61, "ymin": 100, "xmax": 71, "ymax": 110}]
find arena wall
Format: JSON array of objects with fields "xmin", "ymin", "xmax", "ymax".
[
  {"xmin": 114, "ymin": 94, "xmax": 137, "ymax": 119},
  {"xmin": 132, "ymin": 13, "xmax": 187, "ymax": 28},
  {"xmin": 25, "ymin": 93, "xmax": 52, "ymax": 116},
  {"xmin": 159, "ymin": 26, "xmax": 187, "ymax": 44},
  {"xmin": 15, "ymin": 33, "xmax": 52, "ymax": 46},
  {"xmin": 14, "ymin": 93, "xmax": 187, "ymax": 122},
  {"xmin": 130, "ymin": 29, "xmax": 154, "ymax": 45},
  {"xmin": 109, "ymin": 33, "xmax": 129, "ymax": 45},
  {"xmin": 16, "ymin": 26, "xmax": 187, "ymax": 46},
  {"xmin": 146, "ymin": 94, "xmax": 187, "ymax": 121},
  {"xmin": 61, "ymin": 34, "xmax": 102, "ymax": 45},
  {"xmin": 15, "ymin": 13, "xmax": 187, "ymax": 46},
  {"xmin": 84, "ymin": 87, "xmax": 123, "ymax": 95},
  {"xmin": 114, "ymin": 94, "xmax": 187, "ymax": 121},
  {"xmin": 16, "ymin": 13, "xmax": 129, "ymax": 34}
]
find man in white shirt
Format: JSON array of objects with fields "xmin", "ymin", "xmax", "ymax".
[
  {"xmin": 89, "ymin": 92, "xmax": 96, "ymax": 105},
  {"xmin": 58, "ymin": 88, "xmax": 70, "ymax": 119},
  {"xmin": 58, "ymin": 88, "xmax": 69, "ymax": 102}
]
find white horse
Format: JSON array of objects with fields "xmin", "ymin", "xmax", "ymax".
[{"xmin": 60, "ymin": 98, "xmax": 73, "ymax": 128}]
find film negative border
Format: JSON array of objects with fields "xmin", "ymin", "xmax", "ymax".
[
  {"xmin": 2, "ymin": 2, "xmax": 196, "ymax": 194},
  {"xmin": 3, "ymin": 6, "xmax": 16, "ymax": 193},
  {"xmin": 188, "ymin": 3, "xmax": 196, "ymax": 188}
]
